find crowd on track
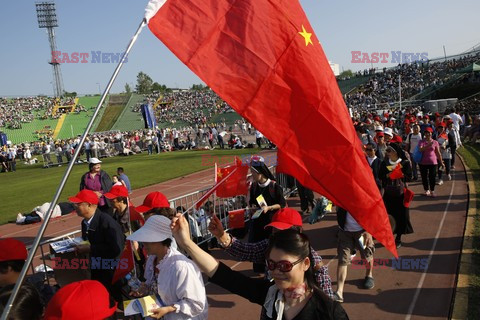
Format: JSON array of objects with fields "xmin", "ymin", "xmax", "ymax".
[{"xmin": 2, "ymin": 53, "xmax": 480, "ymax": 320}]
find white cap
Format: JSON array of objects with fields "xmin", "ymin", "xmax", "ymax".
[
  {"xmin": 384, "ymin": 127, "xmax": 394, "ymax": 137},
  {"xmin": 127, "ymin": 215, "xmax": 172, "ymax": 242},
  {"xmin": 89, "ymin": 157, "xmax": 102, "ymax": 164},
  {"xmin": 374, "ymin": 125, "xmax": 383, "ymax": 131}
]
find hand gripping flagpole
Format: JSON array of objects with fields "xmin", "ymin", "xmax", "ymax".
[{"xmin": 1, "ymin": 18, "xmax": 147, "ymax": 320}]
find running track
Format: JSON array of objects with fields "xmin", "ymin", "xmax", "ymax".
[{"xmin": 0, "ymin": 152, "xmax": 468, "ymax": 319}]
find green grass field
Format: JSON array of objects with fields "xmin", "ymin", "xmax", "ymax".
[
  {"xmin": 458, "ymin": 144, "xmax": 480, "ymax": 319},
  {"xmin": 0, "ymin": 148, "xmax": 259, "ymax": 224}
]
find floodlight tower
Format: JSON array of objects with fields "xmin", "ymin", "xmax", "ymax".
[{"xmin": 36, "ymin": 2, "xmax": 64, "ymax": 97}]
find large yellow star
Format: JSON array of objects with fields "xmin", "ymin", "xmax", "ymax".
[
  {"xmin": 298, "ymin": 25, "xmax": 313, "ymax": 46},
  {"xmin": 217, "ymin": 169, "xmax": 223, "ymax": 179}
]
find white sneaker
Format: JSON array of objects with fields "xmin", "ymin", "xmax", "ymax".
[
  {"xmin": 447, "ymin": 174, "xmax": 452, "ymax": 180},
  {"xmin": 424, "ymin": 190, "xmax": 431, "ymax": 196},
  {"xmin": 16, "ymin": 213, "xmax": 26, "ymax": 224},
  {"xmin": 438, "ymin": 180, "xmax": 444, "ymax": 186}
]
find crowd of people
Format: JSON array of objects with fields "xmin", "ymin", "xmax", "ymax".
[
  {"xmin": 0, "ymin": 97, "xmax": 81, "ymax": 130},
  {"xmin": 0, "ymin": 118, "xmax": 276, "ymax": 171},
  {"xmin": 2, "ymin": 51, "xmax": 480, "ymax": 319},
  {"xmin": 344, "ymin": 52, "xmax": 480, "ymax": 110}
]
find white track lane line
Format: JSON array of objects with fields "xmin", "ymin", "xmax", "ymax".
[{"xmin": 405, "ymin": 175, "xmax": 456, "ymax": 320}]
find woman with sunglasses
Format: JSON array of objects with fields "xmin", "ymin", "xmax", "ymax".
[
  {"xmin": 379, "ymin": 143, "xmax": 413, "ymax": 249},
  {"xmin": 418, "ymin": 127, "xmax": 444, "ymax": 197},
  {"xmin": 171, "ymin": 214, "xmax": 349, "ymax": 320}
]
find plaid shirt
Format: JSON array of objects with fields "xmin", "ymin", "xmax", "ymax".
[{"xmin": 225, "ymin": 237, "xmax": 334, "ymax": 298}]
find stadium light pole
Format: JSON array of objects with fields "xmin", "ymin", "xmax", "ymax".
[
  {"xmin": 0, "ymin": 18, "xmax": 148, "ymax": 320},
  {"xmin": 36, "ymin": 2, "xmax": 64, "ymax": 98}
]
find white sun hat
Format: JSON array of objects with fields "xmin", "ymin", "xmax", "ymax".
[{"xmin": 127, "ymin": 215, "xmax": 172, "ymax": 242}]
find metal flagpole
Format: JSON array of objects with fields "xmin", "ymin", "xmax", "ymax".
[
  {"xmin": 399, "ymin": 75, "xmax": 402, "ymax": 110},
  {"xmin": 1, "ymin": 18, "xmax": 147, "ymax": 320}
]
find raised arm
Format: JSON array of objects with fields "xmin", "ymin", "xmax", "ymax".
[{"xmin": 171, "ymin": 213, "xmax": 219, "ymax": 278}]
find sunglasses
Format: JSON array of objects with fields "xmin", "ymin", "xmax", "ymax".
[{"xmin": 266, "ymin": 257, "xmax": 305, "ymax": 272}]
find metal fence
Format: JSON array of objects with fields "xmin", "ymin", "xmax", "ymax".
[{"xmin": 169, "ymin": 167, "xmax": 297, "ymax": 246}]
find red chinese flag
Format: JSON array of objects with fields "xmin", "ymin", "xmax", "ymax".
[
  {"xmin": 145, "ymin": 0, "xmax": 396, "ymax": 256},
  {"xmin": 389, "ymin": 165, "xmax": 404, "ymax": 180},
  {"xmin": 128, "ymin": 202, "xmax": 145, "ymax": 226},
  {"xmin": 216, "ymin": 158, "xmax": 249, "ymax": 198},
  {"xmin": 112, "ymin": 240, "xmax": 134, "ymax": 284},
  {"xmin": 228, "ymin": 209, "xmax": 245, "ymax": 229}
]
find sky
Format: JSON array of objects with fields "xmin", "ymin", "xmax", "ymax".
[{"xmin": 1, "ymin": 0, "xmax": 479, "ymax": 96}]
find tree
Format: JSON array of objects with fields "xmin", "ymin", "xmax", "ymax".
[
  {"xmin": 191, "ymin": 83, "xmax": 207, "ymax": 91},
  {"xmin": 135, "ymin": 72, "xmax": 153, "ymax": 94},
  {"xmin": 125, "ymin": 83, "xmax": 131, "ymax": 94},
  {"xmin": 339, "ymin": 70, "xmax": 353, "ymax": 78}
]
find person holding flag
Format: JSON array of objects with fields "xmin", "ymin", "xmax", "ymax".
[
  {"xmin": 248, "ymin": 156, "xmax": 286, "ymax": 273},
  {"xmin": 379, "ymin": 143, "xmax": 413, "ymax": 249}
]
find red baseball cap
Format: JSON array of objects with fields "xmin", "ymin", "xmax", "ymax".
[
  {"xmin": 44, "ymin": 280, "xmax": 117, "ymax": 320},
  {"xmin": 425, "ymin": 127, "xmax": 434, "ymax": 133},
  {"xmin": 0, "ymin": 238, "xmax": 27, "ymax": 262},
  {"xmin": 135, "ymin": 191, "xmax": 169, "ymax": 213},
  {"xmin": 437, "ymin": 122, "xmax": 446, "ymax": 128},
  {"xmin": 68, "ymin": 189, "xmax": 99, "ymax": 205},
  {"xmin": 265, "ymin": 208, "xmax": 302, "ymax": 230},
  {"xmin": 376, "ymin": 132, "xmax": 384, "ymax": 137},
  {"xmin": 104, "ymin": 185, "xmax": 129, "ymax": 199},
  {"xmin": 390, "ymin": 135, "xmax": 403, "ymax": 143}
]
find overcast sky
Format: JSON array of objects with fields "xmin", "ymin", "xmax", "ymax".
[{"xmin": 1, "ymin": 0, "xmax": 479, "ymax": 96}]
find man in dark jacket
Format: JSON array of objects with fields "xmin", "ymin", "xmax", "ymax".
[{"xmin": 69, "ymin": 189, "xmax": 125, "ymax": 304}]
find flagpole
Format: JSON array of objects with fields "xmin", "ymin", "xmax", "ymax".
[{"xmin": 1, "ymin": 18, "xmax": 147, "ymax": 320}]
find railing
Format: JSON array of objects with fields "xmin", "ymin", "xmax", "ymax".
[
  {"xmin": 169, "ymin": 166, "xmax": 297, "ymax": 246},
  {"xmin": 26, "ymin": 230, "xmax": 82, "ymax": 284}
]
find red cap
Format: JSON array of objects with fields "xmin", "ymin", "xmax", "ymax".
[
  {"xmin": 135, "ymin": 191, "xmax": 169, "ymax": 213},
  {"xmin": 404, "ymin": 119, "xmax": 410, "ymax": 124},
  {"xmin": 373, "ymin": 116, "xmax": 381, "ymax": 121},
  {"xmin": 425, "ymin": 127, "xmax": 434, "ymax": 133},
  {"xmin": 437, "ymin": 122, "xmax": 446, "ymax": 128},
  {"xmin": 447, "ymin": 120, "xmax": 454, "ymax": 126},
  {"xmin": 0, "ymin": 238, "xmax": 27, "ymax": 262},
  {"xmin": 424, "ymin": 115, "xmax": 429, "ymax": 119},
  {"xmin": 390, "ymin": 135, "xmax": 403, "ymax": 143},
  {"xmin": 435, "ymin": 112, "xmax": 441, "ymax": 116},
  {"xmin": 376, "ymin": 132, "xmax": 384, "ymax": 137},
  {"xmin": 265, "ymin": 208, "xmax": 302, "ymax": 230},
  {"xmin": 104, "ymin": 185, "xmax": 129, "ymax": 199},
  {"xmin": 44, "ymin": 280, "xmax": 117, "ymax": 320},
  {"xmin": 68, "ymin": 190, "xmax": 99, "ymax": 205}
]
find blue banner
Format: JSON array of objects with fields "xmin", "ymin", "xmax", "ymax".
[{"xmin": 140, "ymin": 103, "xmax": 157, "ymax": 129}]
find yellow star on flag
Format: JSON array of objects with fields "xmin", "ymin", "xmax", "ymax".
[
  {"xmin": 217, "ymin": 169, "xmax": 223, "ymax": 178},
  {"xmin": 298, "ymin": 25, "xmax": 313, "ymax": 46}
]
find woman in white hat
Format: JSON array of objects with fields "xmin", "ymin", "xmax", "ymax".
[{"xmin": 127, "ymin": 215, "xmax": 208, "ymax": 320}]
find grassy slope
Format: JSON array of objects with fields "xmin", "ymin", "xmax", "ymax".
[
  {"xmin": 0, "ymin": 149, "xmax": 257, "ymax": 224},
  {"xmin": 458, "ymin": 144, "xmax": 480, "ymax": 319}
]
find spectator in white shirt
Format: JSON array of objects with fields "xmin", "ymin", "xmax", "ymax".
[{"xmin": 127, "ymin": 215, "xmax": 208, "ymax": 320}]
